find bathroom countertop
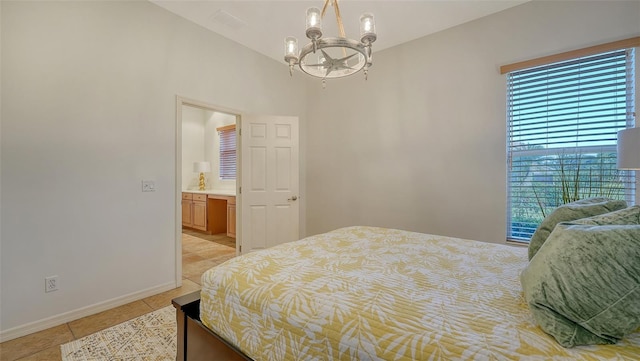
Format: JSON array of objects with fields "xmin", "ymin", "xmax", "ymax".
[{"xmin": 182, "ymin": 189, "xmax": 236, "ymax": 197}]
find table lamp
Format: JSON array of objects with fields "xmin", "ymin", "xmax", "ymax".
[{"xmin": 193, "ymin": 161, "xmax": 211, "ymax": 190}]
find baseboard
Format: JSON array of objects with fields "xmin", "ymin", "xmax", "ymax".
[{"xmin": 0, "ymin": 281, "xmax": 177, "ymax": 343}]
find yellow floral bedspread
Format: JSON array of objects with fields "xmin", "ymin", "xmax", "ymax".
[{"xmin": 200, "ymin": 226, "xmax": 640, "ymax": 360}]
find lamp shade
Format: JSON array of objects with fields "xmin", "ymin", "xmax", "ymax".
[
  {"xmin": 359, "ymin": 13, "xmax": 376, "ymax": 45},
  {"xmin": 617, "ymin": 127, "xmax": 640, "ymax": 170},
  {"xmin": 193, "ymin": 161, "xmax": 211, "ymax": 173},
  {"xmin": 305, "ymin": 7, "xmax": 322, "ymax": 41},
  {"xmin": 284, "ymin": 36, "xmax": 298, "ymax": 61}
]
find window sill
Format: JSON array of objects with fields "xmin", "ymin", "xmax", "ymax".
[{"xmin": 506, "ymin": 239, "xmax": 529, "ymax": 248}]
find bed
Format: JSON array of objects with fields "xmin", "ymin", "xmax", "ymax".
[{"xmin": 172, "ymin": 226, "xmax": 640, "ymax": 360}]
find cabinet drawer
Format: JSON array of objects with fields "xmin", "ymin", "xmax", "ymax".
[
  {"xmin": 182, "ymin": 193, "xmax": 193, "ymax": 200},
  {"xmin": 193, "ymin": 194, "xmax": 207, "ymax": 202}
]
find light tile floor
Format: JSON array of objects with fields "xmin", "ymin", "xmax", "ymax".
[{"xmin": 0, "ymin": 232, "xmax": 236, "ymax": 361}]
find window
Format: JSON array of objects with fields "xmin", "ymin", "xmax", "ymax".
[
  {"xmin": 507, "ymin": 48, "xmax": 636, "ymax": 242},
  {"xmin": 218, "ymin": 124, "xmax": 236, "ymax": 180}
]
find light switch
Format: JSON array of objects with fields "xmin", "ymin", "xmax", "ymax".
[{"xmin": 142, "ymin": 180, "xmax": 156, "ymax": 192}]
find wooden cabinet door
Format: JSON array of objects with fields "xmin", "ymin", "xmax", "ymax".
[
  {"xmin": 192, "ymin": 201, "xmax": 207, "ymax": 231},
  {"xmin": 227, "ymin": 203, "xmax": 236, "ymax": 238},
  {"xmin": 182, "ymin": 199, "xmax": 193, "ymax": 227}
]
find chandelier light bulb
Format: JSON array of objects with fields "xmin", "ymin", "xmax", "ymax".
[
  {"xmin": 362, "ymin": 15, "xmax": 373, "ymax": 32},
  {"xmin": 307, "ymin": 8, "xmax": 320, "ymax": 27},
  {"xmin": 318, "ymin": 56, "xmax": 326, "ymax": 71}
]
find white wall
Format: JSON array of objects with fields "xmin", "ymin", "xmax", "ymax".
[
  {"xmin": 0, "ymin": 0, "xmax": 307, "ymax": 339},
  {"xmin": 305, "ymin": 0, "xmax": 640, "ymax": 243},
  {"xmin": 182, "ymin": 105, "xmax": 206, "ymax": 190}
]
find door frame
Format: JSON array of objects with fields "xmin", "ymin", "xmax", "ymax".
[{"xmin": 174, "ymin": 96, "xmax": 241, "ymax": 286}]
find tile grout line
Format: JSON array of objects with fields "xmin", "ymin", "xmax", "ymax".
[{"xmin": 66, "ymin": 322, "xmax": 78, "ymax": 341}]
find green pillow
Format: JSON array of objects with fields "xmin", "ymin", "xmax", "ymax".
[
  {"xmin": 521, "ymin": 223, "xmax": 640, "ymax": 347},
  {"xmin": 528, "ymin": 197, "xmax": 627, "ymax": 260},
  {"xmin": 573, "ymin": 206, "xmax": 640, "ymax": 226}
]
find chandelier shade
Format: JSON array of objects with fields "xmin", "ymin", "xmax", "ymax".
[
  {"xmin": 359, "ymin": 13, "xmax": 376, "ymax": 44},
  {"xmin": 305, "ymin": 7, "xmax": 322, "ymax": 41},
  {"xmin": 284, "ymin": 0, "xmax": 376, "ymax": 83}
]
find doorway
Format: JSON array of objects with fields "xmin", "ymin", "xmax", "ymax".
[{"xmin": 174, "ymin": 97, "xmax": 241, "ymax": 286}]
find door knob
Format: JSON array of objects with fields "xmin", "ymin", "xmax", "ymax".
[{"xmin": 288, "ymin": 196, "xmax": 298, "ymax": 201}]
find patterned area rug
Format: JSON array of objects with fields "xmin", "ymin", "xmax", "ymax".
[{"xmin": 61, "ymin": 306, "xmax": 176, "ymax": 361}]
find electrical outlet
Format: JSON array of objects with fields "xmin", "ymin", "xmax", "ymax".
[
  {"xmin": 142, "ymin": 180, "xmax": 156, "ymax": 192},
  {"xmin": 45, "ymin": 275, "xmax": 59, "ymax": 293}
]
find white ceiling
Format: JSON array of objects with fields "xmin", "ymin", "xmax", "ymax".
[{"xmin": 150, "ymin": 1, "xmax": 530, "ymax": 64}]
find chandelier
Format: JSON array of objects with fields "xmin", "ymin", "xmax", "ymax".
[{"xmin": 284, "ymin": 0, "xmax": 377, "ymax": 84}]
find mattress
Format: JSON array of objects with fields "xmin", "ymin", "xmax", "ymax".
[{"xmin": 200, "ymin": 226, "xmax": 640, "ymax": 360}]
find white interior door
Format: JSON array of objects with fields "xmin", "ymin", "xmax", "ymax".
[{"xmin": 239, "ymin": 114, "xmax": 299, "ymax": 253}]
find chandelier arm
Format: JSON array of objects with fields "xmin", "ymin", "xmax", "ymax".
[
  {"xmin": 336, "ymin": 52, "xmax": 358, "ymax": 63},
  {"xmin": 320, "ymin": 49, "xmax": 331, "ymax": 61},
  {"xmin": 299, "ymin": 38, "xmax": 368, "ymax": 79}
]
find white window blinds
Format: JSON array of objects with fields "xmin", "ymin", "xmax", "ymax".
[
  {"xmin": 218, "ymin": 125, "xmax": 236, "ymax": 180},
  {"xmin": 507, "ymin": 49, "xmax": 636, "ymax": 241}
]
